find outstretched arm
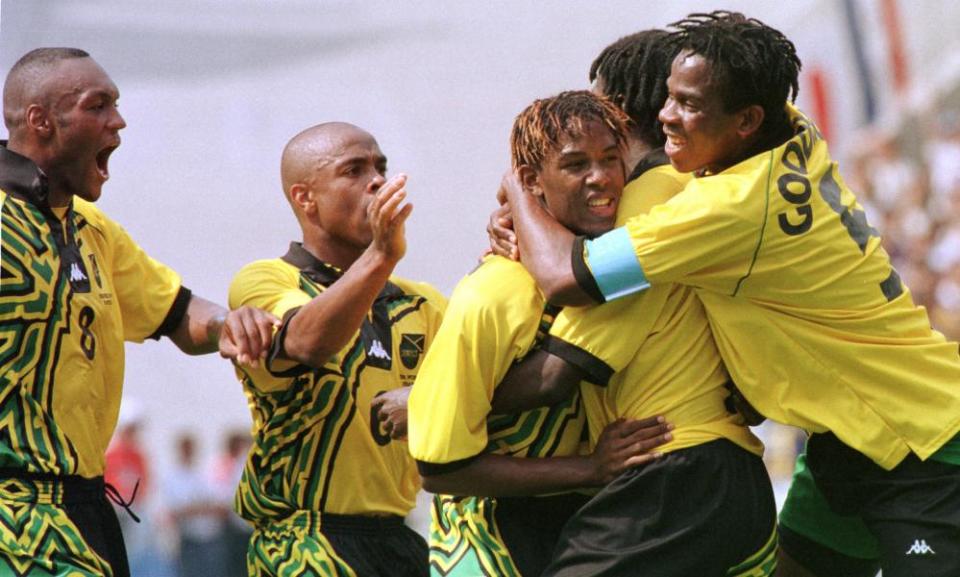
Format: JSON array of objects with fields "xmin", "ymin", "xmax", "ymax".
[
  {"xmin": 421, "ymin": 417, "xmax": 672, "ymax": 497},
  {"xmin": 168, "ymin": 295, "xmax": 279, "ymax": 368},
  {"xmin": 282, "ymin": 175, "xmax": 412, "ymax": 368}
]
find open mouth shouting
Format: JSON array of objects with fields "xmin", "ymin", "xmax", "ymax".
[{"xmin": 95, "ymin": 142, "xmax": 119, "ymax": 182}]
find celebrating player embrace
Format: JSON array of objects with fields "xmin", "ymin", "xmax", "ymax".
[
  {"xmin": 501, "ymin": 11, "xmax": 960, "ymax": 577},
  {"xmin": 4, "ymin": 9, "xmax": 959, "ymax": 577}
]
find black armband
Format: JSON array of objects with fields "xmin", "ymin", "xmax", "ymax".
[
  {"xmin": 416, "ymin": 454, "xmax": 480, "ymax": 477},
  {"xmin": 148, "ymin": 286, "xmax": 192, "ymax": 340},
  {"xmin": 264, "ymin": 306, "xmax": 312, "ymax": 378},
  {"xmin": 571, "ymin": 236, "xmax": 606, "ymax": 304}
]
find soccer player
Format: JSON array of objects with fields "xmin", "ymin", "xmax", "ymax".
[
  {"xmin": 590, "ymin": 26, "xmax": 880, "ymax": 577},
  {"xmin": 228, "ymin": 122, "xmax": 445, "ymax": 577},
  {"xmin": 0, "ymin": 47, "xmax": 277, "ymax": 577},
  {"xmin": 406, "ymin": 90, "xmax": 675, "ymax": 577},
  {"xmin": 500, "ymin": 12, "xmax": 960, "ymax": 577}
]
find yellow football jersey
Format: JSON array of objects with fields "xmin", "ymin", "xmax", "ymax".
[
  {"xmin": 550, "ymin": 158, "xmax": 761, "ymax": 457},
  {"xmin": 1, "ymin": 181, "xmax": 182, "ymax": 478},
  {"xmin": 582, "ymin": 106, "xmax": 960, "ymax": 469},
  {"xmin": 407, "ymin": 255, "xmax": 584, "ymax": 467},
  {"xmin": 408, "ymin": 255, "xmax": 586, "ymax": 577},
  {"xmin": 229, "ymin": 243, "xmax": 445, "ymax": 521}
]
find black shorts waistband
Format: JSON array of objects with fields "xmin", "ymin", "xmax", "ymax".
[
  {"xmin": 0, "ymin": 468, "xmax": 105, "ymax": 505},
  {"xmin": 321, "ymin": 513, "xmax": 407, "ymax": 535},
  {"xmin": 495, "ymin": 492, "xmax": 590, "ymax": 520}
]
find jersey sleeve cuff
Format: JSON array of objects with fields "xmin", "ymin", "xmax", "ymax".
[
  {"xmin": 540, "ymin": 335, "xmax": 614, "ymax": 387},
  {"xmin": 147, "ymin": 286, "xmax": 192, "ymax": 340},
  {"xmin": 416, "ymin": 454, "xmax": 480, "ymax": 477},
  {"xmin": 583, "ymin": 227, "xmax": 650, "ymax": 301},
  {"xmin": 571, "ymin": 236, "xmax": 606, "ymax": 304},
  {"xmin": 265, "ymin": 306, "xmax": 312, "ymax": 378}
]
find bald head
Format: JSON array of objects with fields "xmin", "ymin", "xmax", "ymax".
[
  {"xmin": 280, "ymin": 122, "xmax": 375, "ymax": 195},
  {"xmin": 3, "ymin": 47, "xmax": 91, "ymax": 132},
  {"xmin": 279, "ymin": 122, "xmax": 390, "ymax": 266}
]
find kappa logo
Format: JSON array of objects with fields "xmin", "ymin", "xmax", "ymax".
[
  {"xmin": 906, "ymin": 539, "xmax": 935, "ymax": 555},
  {"xmin": 69, "ymin": 262, "xmax": 88, "ymax": 283},
  {"xmin": 368, "ymin": 339, "xmax": 391, "ymax": 361},
  {"xmin": 399, "ymin": 333, "xmax": 425, "ymax": 369}
]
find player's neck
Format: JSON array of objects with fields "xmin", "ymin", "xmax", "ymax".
[
  {"xmin": 300, "ymin": 236, "xmax": 363, "ymax": 271},
  {"xmin": 5, "ymin": 138, "xmax": 73, "ymax": 207},
  {"xmin": 623, "ymin": 137, "xmax": 653, "ymax": 177}
]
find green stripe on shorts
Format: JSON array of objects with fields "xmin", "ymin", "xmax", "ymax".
[
  {"xmin": 930, "ymin": 432, "xmax": 960, "ymax": 466},
  {"xmin": 778, "ymin": 450, "xmax": 880, "ymax": 560}
]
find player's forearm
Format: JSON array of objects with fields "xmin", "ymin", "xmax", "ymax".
[
  {"xmin": 283, "ymin": 248, "xmax": 397, "ymax": 368},
  {"xmin": 511, "ymin": 191, "xmax": 593, "ymax": 306},
  {"xmin": 168, "ymin": 295, "xmax": 226, "ymax": 355},
  {"xmin": 490, "ymin": 350, "xmax": 582, "ymax": 413},
  {"xmin": 421, "ymin": 453, "xmax": 600, "ymax": 497}
]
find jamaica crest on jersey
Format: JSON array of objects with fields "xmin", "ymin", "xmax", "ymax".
[
  {"xmin": 399, "ymin": 333, "xmax": 425, "ymax": 369},
  {"xmin": 360, "ymin": 327, "xmax": 424, "ymax": 373},
  {"xmin": 359, "ymin": 286, "xmax": 425, "ymax": 374}
]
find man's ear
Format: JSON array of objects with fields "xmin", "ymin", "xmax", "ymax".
[
  {"xmin": 26, "ymin": 105, "xmax": 53, "ymax": 138},
  {"xmin": 289, "ymin": 183, "xmax": 316, "ymax": 216},
  {"xmin": 737, "ymin": 104, "xmax": 765, "ymax": 139},
  {"xmin": 517, "ymin": 165, "xmax": 544, "ymax": 198}
]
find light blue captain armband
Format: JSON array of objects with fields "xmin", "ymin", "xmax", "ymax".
[{"xmin": 584, "ymin": 227, "xmax": 650, "ymax": 301}]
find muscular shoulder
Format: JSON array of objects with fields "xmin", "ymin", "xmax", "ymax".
[
  {"xmin": 618, "ymin": 164, "xmax": 692, "ymax": 224},
  {"xmin": 233, "ymin": 258, "xmax": 298, "ymax": 281},
  {"xmin": 638, "ymin": 169, "xmax": 761, "ymax": 230},
  {"xmin": 72, "ymin": 199, "xmax": 159, "ymax": 261},
  {"xmin": 692, "ymin": 150, "xmax": 774, "ymax": 208},
  {"xmin": 448, "ymin": 256, "xmax": 542, "ymax": 318},
  {"xmin": 644, "ymin": 163, "xmax": 693, "ymax": 195},
  {"xmin": 228, "ymin": 258, "xmax": 299, "ymax": 309}
]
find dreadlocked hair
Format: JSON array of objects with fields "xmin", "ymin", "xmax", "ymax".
[
  {"xmin": 668, "ymin": 10, "xmax": 801, "ymax": 139},
  {"xmin": 511, "ymin": 90, "xmax": 630, "ymax": 170},
  {"xmin": 589, "ymin": 29, "xmax": 678, "ymax": 148}
]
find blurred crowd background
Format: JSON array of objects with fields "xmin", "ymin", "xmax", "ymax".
[{"xmin": 104, "ymin": 401, "xmax": 252, "ymax": 577}]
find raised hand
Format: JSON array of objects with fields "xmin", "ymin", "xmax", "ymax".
[
  {"xmin": 368, "ymin": 173, "xmax": 413, "ymax": 263},
  {"xmin": 486, "ymin": 202, "xmax": 518, "ymax": 260}
]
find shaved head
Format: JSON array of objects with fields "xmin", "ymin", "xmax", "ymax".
[
  {"xmin": 279, "ymin": 121, "xmax": 388, "ymax": 265},
  {"xmin": 3, "ymin": 48, "xmax": 124, "ymax": 206},
  {"xmin": 280, "ymin": 122, "xmax": 374, "ymax": 199},
  {"xmin": 3, "ymin": 47, "xmax": 90, "ymax": 132}
]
